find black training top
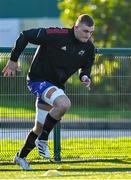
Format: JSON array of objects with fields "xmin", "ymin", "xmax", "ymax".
[{"xmin": 10, "ymin": 27, "xmax": 95, "ymax": 89}]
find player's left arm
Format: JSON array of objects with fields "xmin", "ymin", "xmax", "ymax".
[{"xmin": 79, "ymin": 44, "xmax": 95, "ymax": 87}]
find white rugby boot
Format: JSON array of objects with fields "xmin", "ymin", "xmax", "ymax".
[
  {"xmin": 13, "ymin": 153, "xmax": 32, "ymax": 170},
  {"xmin": 35, "ymin": 139, "xmax": 50, "ymax": 159}
]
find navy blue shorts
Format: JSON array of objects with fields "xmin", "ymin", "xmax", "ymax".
[{"xmin": 27, "ymin": 80, "xmax": 54, "ymax": 104}]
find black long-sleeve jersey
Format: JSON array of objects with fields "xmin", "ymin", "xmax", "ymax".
[{"xmin": 10, "ymin": 27, "xmax": 95, "ymax": 89}]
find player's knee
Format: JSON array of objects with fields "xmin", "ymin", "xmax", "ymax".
[
  {"xmin": 54, "ymin": 96, "xmax": 71, "ymax": 113},
  {"xmin": 60, "ymin": 98, "xmax": 71, "ymax": 113}
]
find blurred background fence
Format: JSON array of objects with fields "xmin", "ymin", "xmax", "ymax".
[{"xmin": 0, "ymin": 48, "xmax": 131, "ymax": 162}]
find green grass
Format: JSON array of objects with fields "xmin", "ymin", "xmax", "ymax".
[
  {"xmin": 1, "ymin": 138, "xmax": 131, "ymax": 161},
  {"xmin": 0, "ymin": 107, "xmax": 35, "ymax": 118},
  {"xmin": 1, "ymin": 138, "xmax": 131, "ymax": 179},
  {"xmin": 1, "ymin": 106, "xmax": 131, "ymax": 120},
  {"xmin": 1, "ymin": 160, "xmax": 131, "ymax": 179}
]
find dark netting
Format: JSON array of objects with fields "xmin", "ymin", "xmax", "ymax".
[{"xmin": 0, "ymin": 48, "xmax": 131, "ymax": 162}]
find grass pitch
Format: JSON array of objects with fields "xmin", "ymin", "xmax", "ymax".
[
  {"xmin": 0, "ymin": 138, "xmax": 131, "ymax": 179},
  {"xmin": 1, "ymin": 159, "xmax": 131, "ymax": 179}
]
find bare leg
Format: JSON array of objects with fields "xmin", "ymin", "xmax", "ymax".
[{"xmin": 39, "ymin": 95, "xmax": 71, "ymax": 140}]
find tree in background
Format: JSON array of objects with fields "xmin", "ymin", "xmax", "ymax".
[
  {"xmin": 58, "ymin": 0, "xmax": 131, "ymax": 48},
  {"xmin": 58, "ymin": 0, "xmax": 131, "ymax": 109}
]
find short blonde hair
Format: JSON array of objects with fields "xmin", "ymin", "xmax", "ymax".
[{"xmin": 75, "ymin": 14, "xmax": 94, "ymax": 26}]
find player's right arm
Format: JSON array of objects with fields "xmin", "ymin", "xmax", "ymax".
[
  {"xmin": 2, "ymin": 60, "xmax": 18, "ymax": 77},
  {"xmin": 2, "ymin": 28, "xmax": 48, "ymax": 77}
]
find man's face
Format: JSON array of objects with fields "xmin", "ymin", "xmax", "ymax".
[{"xmin": 74, "ymin": 23, "xmax": 94, "ymax": 43}]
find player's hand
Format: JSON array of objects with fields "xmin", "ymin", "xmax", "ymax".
[
  {"xmin": 81, "ymin": 75, "xmax": 91, "ymax": 89},
  {"xmin": 2, "ymin": 60, "xmax": 18, "ymax": 77}
]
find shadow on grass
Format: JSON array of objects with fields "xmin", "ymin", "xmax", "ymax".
[
  {"xmin": 0, "ymin": 167, "xmax": 131, "ymax": 172},
  {"xmin": 0, "ymin": 159, "xmax": 131, "ymax": 172},
  {"xmin": 34, "ymin": 158, "xmax": 131, "ymax": 165},
  {"xmin": 1, "ymin": 158, "xmax": 131, "ymax": 165},
  {"xmin": 1, "ymin": 158, "xmax": 131, "ymax": 172},
  {"xmin": 65, "ymin": 158, "xmax": 131, "ymax": 164}
]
